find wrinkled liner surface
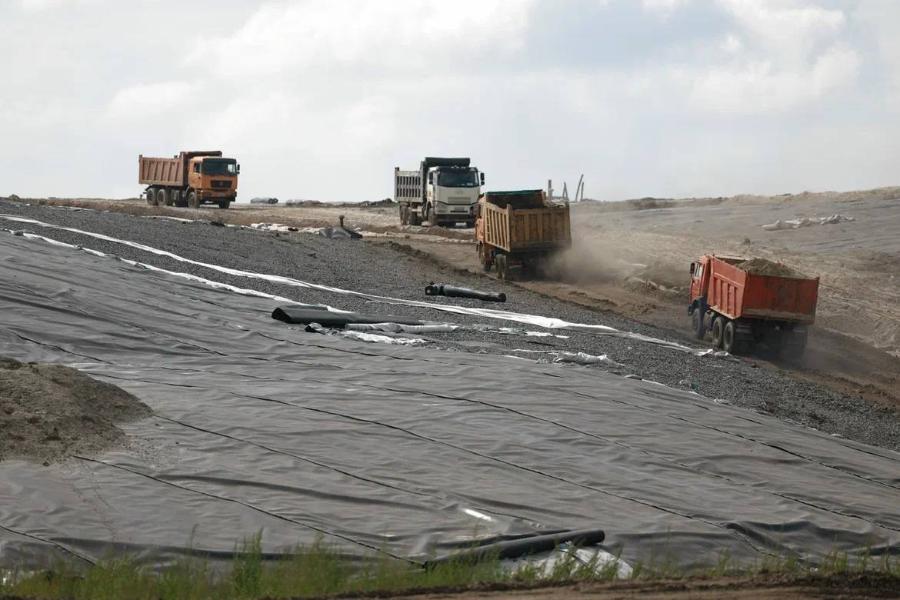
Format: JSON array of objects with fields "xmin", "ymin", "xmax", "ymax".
[{"xmin": 0, "ymin": 232, "xmax": 898, "ymax": 573}]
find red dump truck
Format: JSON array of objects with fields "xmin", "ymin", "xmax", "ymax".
[
  {"xmin": 475, "ymin": 190, "xmax": 571, "ymax": 280},
  {"xmin": 688, "ymin": 255, "xmax": 819, "ymax": 357},
  {"xmin": 139, "ymin": 150, "xmax": 239, "ymax": 209}
]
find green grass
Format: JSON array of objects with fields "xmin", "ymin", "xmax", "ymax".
[{"xmin": 1, "ymin": 537, "xmax": 897, "ymax": 600}]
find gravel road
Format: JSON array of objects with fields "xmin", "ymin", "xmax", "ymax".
[{"xmin": 2, "ymin": 199, "xmax": 898, "ymax": 450}]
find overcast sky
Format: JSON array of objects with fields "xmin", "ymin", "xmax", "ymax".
[{"xmin": 1, "ymin": 0, "xmax": 898, "ymax": 202}]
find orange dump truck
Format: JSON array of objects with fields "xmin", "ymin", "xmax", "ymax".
[
  {"xmin": 139, "ymin": 150, "xmax": 239, "ymax": 209},
  {"xmin": 475, "ymin": 190, "xmax": 571, "ymax": 280},
  {"xmin": 688, "ymin": 255, "xmax": 819, "ymax": 356}
]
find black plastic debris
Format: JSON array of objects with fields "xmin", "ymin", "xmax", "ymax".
[
  {"xmin": 272, "ymin": 306, "xmax": 423, "ymax": 329},
  {"xmin": 425, "ymin": 283, "xmax": 506, "ymax": 303}
]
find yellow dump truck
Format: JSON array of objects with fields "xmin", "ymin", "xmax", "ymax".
[
  {"xmin": 139, "ymin": 150, "xmax": 239, "ymax": 209},
  {"xmin": 475, "ymin": 190, "xmax": 571, "ymax": 280}
]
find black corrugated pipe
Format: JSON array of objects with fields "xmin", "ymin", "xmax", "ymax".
[
  {"xmin": 425, "ymin": 283, "xmax": 506, "ymax": 303},
  {"xmin": 423, "ymin": 528, "xmax": 605, "ymax": 568}
]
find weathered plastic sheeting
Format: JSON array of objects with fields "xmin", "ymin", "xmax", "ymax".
[{"xmin": 0, "ymin": 232, "xmax": 898, "ymax": 574}]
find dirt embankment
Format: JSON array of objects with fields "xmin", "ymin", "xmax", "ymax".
[{"xmin": 0, "ymin": 358, "xmax": 151, "ymax": 464}]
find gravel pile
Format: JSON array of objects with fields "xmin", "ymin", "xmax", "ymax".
[{"xmin": 1, "ymin": 199, "xmax": 897, "ymax": 450}]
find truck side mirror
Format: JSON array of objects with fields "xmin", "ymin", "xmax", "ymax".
[
  {"xmin": 690, "ymin": 263, "xmax": 696, "ymax": 275},
  {"xmin": 427, "ymin": 173, "xmax": 433, "ymax": 184},
  {"xmin": 480, "ymin": 172, "xmax": 485, "ymax": 185},
  {"xmin": 237, "ymin": 164, "xmax": 241, "ymax": 174}
]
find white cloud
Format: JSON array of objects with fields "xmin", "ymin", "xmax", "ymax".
[
  {"xmin": 190, "ymin": 0, "xmax": 535, "ymax": 78},
  {"xmin": 688, "ymin": 43, "xmax": 860, "ymax": 114},
  {"xmin": 678, "ymin": 0, "xmax": 859, "ymax": 114},
  {"xmin": 0, "ymin": 0, "xmax": 897, "ymax": 201},
  {"xmin": 642, "ymin": 0, "xmax": 691, "ymax": 14},
  {"xmin": 106, "ymin": 81, "xmax": 198, "ymax": 120}
]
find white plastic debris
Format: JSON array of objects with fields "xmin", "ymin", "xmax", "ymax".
[
  {"xmin": 762, "ymin": 214, "xmax": 855, "ymax": 231},
  {"xmin": 346, "ymin": 323, "xmax": 458, "ymax": 334},
  {"xmin": 502, "ymin": 544, "xmax": 633, "ymax": 580}
]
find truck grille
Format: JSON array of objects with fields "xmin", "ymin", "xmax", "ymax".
[{"xmin": 211, "ymin": 180, "xmax": 232, "ymax": 190}]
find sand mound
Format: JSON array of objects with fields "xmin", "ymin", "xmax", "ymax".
[
  {"xmin": 737, "ymin": 258, "xmax": 808, "ymax": 279},
  {"xmin": 0, "ymin": 358, "xmax": 151, "ymax": 464}
]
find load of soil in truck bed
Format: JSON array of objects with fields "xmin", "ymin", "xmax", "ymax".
[
  {"xmin": 737, "ymin": 257, "xmax": 809, "ymax": 278},
  {"xmin": 0, "ymin": 358, "xmax": 152, "ymax": 464}
]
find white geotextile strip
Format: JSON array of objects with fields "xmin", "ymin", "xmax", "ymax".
[{"xmin": 0, "ymin": 215, "xmax": 697, "ymax": 353}]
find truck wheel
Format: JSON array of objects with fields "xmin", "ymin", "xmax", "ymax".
[
  {"xmin": 187, "ymin": 191, "xmax": 199, "ymax": 209},
  {"xmin": 722, "ymin": 320, "xmax": 742, "ymax": 354},
  {"xmin": 711, "ymin": 317, "xmax": 725, "ymax": 349},
  {"xmin": 156, "ymin": 188, "xmax": 169, "ymax": 207},
  {"xmin": 691, "ymin": 310, "xmax": 705, "ymax": 340},
  {"xmin": 477, "ymin": 243, "xmax": 492, "ymax": 271},
  {"xmin": 146, "ymin": 188, "xmax": 158, "ymax": 206},
  {"xmin": 495, "ymin": 254, "xmax": 508, "ymax": 279},
  {"xmin": 217, "ymin": 199, "xmax": 231, "ymax": 209}
]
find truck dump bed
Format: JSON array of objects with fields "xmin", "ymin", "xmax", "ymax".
[
  {"xmin": 707, "ymin": 256, "xmax": 819, "ymax": 323},
  {"xmin": 480, "ymin": 190, "xmax": 571, "ymax": 253},
  {"xmin": 139, "ymin": 151, "xmax": 223, "ymax": 187}
]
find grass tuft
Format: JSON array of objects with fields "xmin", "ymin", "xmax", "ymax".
[{"xmin": 1, "ymin": 535, "xmax": 898, "ymax": 600}]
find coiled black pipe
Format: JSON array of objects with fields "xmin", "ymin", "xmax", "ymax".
[{"xmin": 425, "ymin": 283, "xmax": 506, "ymax": 303}]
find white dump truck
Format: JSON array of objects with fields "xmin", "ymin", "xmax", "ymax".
[{"xmin": 395, "ymin": 157, "xmax": 484, "ymax": 227}]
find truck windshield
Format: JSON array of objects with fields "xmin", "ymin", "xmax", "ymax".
[
  {"xmin": 202, "ymin": 159, "xmax": 238, "ymax": 176},
  {"xmin": 437, "ymin": 170, "xmax": 478, "ymax": 188}
]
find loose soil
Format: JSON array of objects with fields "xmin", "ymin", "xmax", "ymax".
[
  {"xmin": 0, "ymin": 357, "xmax": 152, "ymax": 464},
  {"xmin": 392, "ymin": 573, "xmax": 900, "ymax": 600},
  {"xmin": 736, "ymin": 257, "xmax": 808, "ymax": 278}
]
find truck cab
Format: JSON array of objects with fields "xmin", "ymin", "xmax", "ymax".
[
  {"xmin": 424, "ymin": 165, "xmax": 484, "ymax": 226},
  {"xmin": 689, "ymin": 255, "xmax": 712, "ymax": 308},
  {"xmin": 188, "ymin": 156, "xmax": 240, "ymax": 208}
]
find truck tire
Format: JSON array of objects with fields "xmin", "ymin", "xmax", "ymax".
[
  {"xmin": 495, "ymin": 254, "xmax": 508, "ymax": 279},
  {"xmin": 722, "ymin": 320, "xmax": 742, "ymax": 354},
  {"xmin": 187, "ymin": 191, "xmax": 199, "ymax": 209},
  {"xmin": 156, "ymin": 188, "xmax": 169, "ymax": 207},
  {"xmin": 477, "ymin": 242, "xmax": 492, "ymax": 271},
  {"xmin": 399, "ymin": 206, "xmax": 408, "ymax": 225},
  {"xmin": 146, "ymin": 188, "xmax": 158, "ymax": 206},
  {"xmin": 711, "ymin": 317, "xmax": 725, "ymax": 349},
  {"xmin": 217, "ymin": 199, "xmax": 231, "ymax": 209},
  {"xmin": 691, "ymin": 309, "xmax": 705, "ymax": 340}
]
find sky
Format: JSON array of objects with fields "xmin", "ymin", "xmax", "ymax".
[{"xmin": 1, "ymin": 0, "xmax": 898, "ymax": 202}]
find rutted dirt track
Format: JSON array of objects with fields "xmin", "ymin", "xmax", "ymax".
[{"xmin": 1, "ymin": 194, "xmax": 898, "ymax": 451}]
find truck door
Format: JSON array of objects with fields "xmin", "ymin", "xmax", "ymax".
[{"xmin": 690, "ymin": 261, "xmax": 705, "ymax": 304}]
